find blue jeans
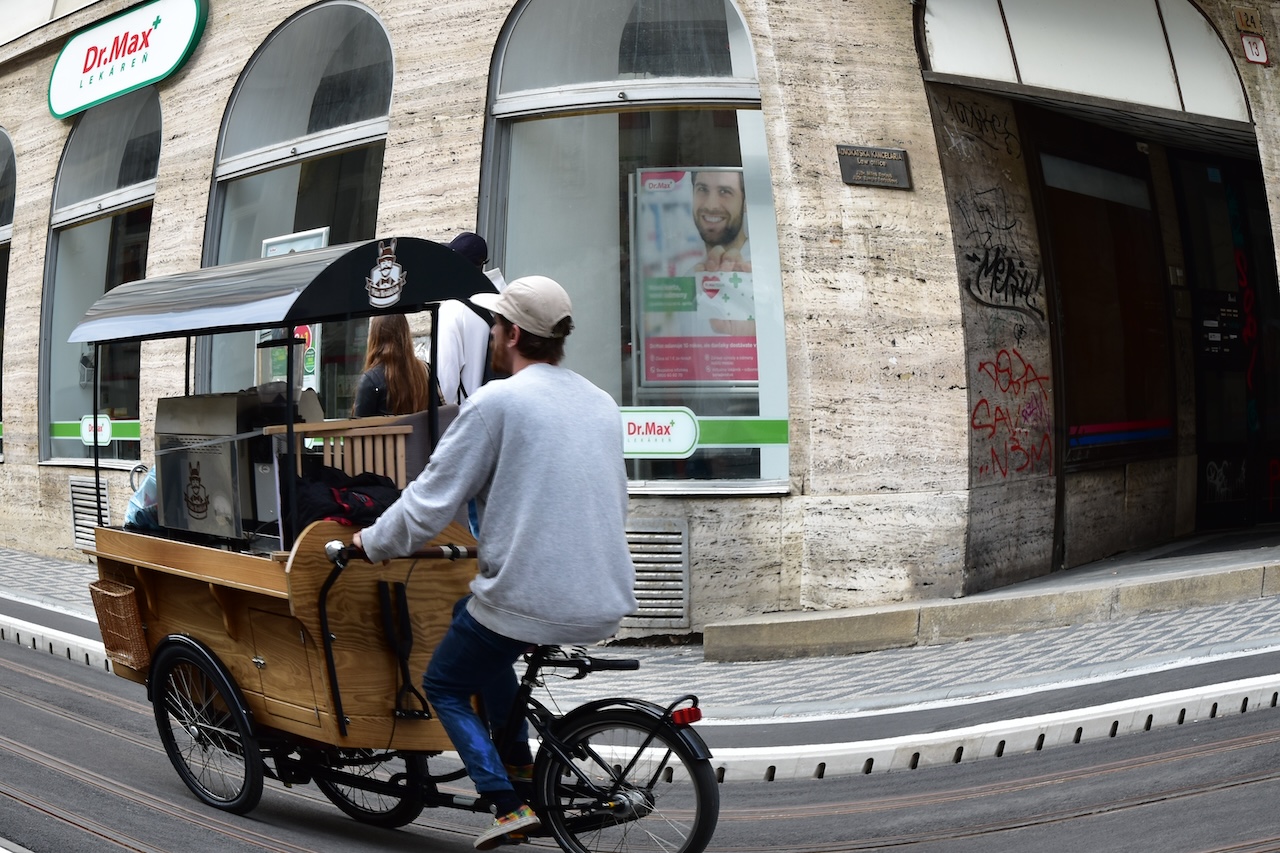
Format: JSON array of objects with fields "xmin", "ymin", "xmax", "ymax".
[{"xmin": 423, "ymin": 596, "xmax": 533, "ymax": 795}]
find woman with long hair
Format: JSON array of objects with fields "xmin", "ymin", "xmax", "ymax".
[{"xmin": 352, "ymin": 314, "xmax": 437, "ymax": 416}]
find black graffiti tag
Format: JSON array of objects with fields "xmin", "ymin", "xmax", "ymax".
[
  {"xmin": 964, "ymin": 244, "xmax": 1044, "ymax": 322},
  {"xmin": 942, "ymin": 96, "xmax": 1022, "ymax": 158},
  {"xmin": 954, "ymin": 186, "xmax": 1018, "ymax": 249}
]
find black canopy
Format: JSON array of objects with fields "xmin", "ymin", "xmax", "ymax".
[{"xmin": 69, "ymin": 237, "xmax": 496, "ymax": 344}]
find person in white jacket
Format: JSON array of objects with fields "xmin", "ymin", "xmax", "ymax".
[
  {"xmin": 436, "ymin": 232, "xmax": 498, "ymax": 403},
  {"xmin": 353, "ymin": 275, "xmax": 636, "ymax": 849}
]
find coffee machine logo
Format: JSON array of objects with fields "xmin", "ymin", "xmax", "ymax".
[
  {"xmin": 366, "ymin": 238, "xmax": 407, "ymax": 308},
  {"xmin": 184, "ymin": 462, "xmax": 210, "ymax": 520}
]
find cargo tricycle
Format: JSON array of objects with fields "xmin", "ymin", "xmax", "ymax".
[{"xmin": 71, "ymin": 237, "xmax": 719, "ymax": 853}]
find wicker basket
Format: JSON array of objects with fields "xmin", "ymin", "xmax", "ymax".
[{"xmin": 89, "ymin": 579, "xmax": 151, "ymax": 670}]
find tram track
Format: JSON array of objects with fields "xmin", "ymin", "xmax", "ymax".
[
  {"xmin": 704, "ymin": 724, "xmax": 1280, "ymax": 851},
  {"xmin": 709, "ymin": 767, "xmax": 1280, "ymax": 850},
  {"xmin": 0, "ymin": 725, "xmax": 495, "ymax": 853},
  {"xmin": 5, "ymin": 641, "xmax": 1280, "ymax": 852},
  {"xmin": 720, "ymin": 725, "xmax": 1280, "ymax": 821},
  {"xmin": 8, "ymin": 700, "xmax": 1276, "ymax": 853},
  {"xmin": 0, "ymin": 649, "xmax": 495, "ymax": 851}
]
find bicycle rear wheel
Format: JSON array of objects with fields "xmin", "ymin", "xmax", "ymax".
[
  {"xmin": 151, "ymin": 642, "xmax": 264, "ymax": 814},
  {"xmin": 534, "ymin": 708, "xmax": 719, "ymax": 853}
]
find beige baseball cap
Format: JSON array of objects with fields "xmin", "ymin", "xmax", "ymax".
[{"xmin": 471, "ymin": 275, "xmax": 573, "ymax": 338}]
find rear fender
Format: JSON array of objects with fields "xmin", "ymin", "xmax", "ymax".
[
  {"xmin": 550, "ymin": 697, "xmax": 713, "ymax": 761},
  {"xmin": 145, "ymin": 633, "xmax": 253, "ymax": 731}
]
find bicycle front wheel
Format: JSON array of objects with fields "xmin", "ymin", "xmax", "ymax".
[
  {"xmin": 534, "ymin": 708, "xmax": 719, "ymax": 853},
  {"xmin": 314, "ymin": 749, "xmax": 426, "ymax": 827}
]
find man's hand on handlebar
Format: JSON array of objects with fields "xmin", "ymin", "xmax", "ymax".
[{"xmin": 351, "ymin": 529, "xmax": 365, "ymax": 553}]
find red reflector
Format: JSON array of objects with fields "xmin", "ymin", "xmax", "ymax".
[{"xmin": 671, "ymin": 707, "xmax": 701, "ymax": 725}]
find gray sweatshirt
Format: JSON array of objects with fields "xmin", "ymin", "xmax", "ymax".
[{"xmin": 359, "ymin": 362, "xmax": 637, "ymax": 645}]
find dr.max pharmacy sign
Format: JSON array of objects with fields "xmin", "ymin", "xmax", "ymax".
[{"xmin": 48, "ymin": 0, "xmax": 207, "ymax": 119}]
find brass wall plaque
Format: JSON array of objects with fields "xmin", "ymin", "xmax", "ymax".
[
  {"xmin": 837, "ymin": 145, "xmax": 912, "ymax": 190},
  {"xmin": 1235, "ymin": 6, "xmax": 1262, "ymax": 34}
]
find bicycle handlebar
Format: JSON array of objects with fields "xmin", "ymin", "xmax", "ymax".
[
  {"xmin": 325, "ymin": 540, "xmax": 478, "ymax": 565},
  {"xmin": 587, "ymin": 657, "xmax": 641, "ymax": 671},
  {"xmin": 533, "ymin": 646, "xmax": 640, "ymax": 679}
]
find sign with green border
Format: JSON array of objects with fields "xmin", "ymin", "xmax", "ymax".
[
  {"xmin": 621, "ymin": 408, "xmax": 787, "ymax": 458},
  {"xmin": 48, "ymin": 0, "xmax": 207, "ymax": 119}
]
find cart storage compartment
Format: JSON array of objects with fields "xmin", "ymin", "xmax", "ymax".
[{"xmin": 155, "ymin": 388, "xmax": 322, "ymax": 549}]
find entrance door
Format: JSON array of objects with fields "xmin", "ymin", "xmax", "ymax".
[
  {"xmin": 1023, "ymin": 110, "xmax": 1176, "ymax": 471},
  {"xmin": 1172, "ymin": 154, "xmax": 1280, "ymax": 528}
]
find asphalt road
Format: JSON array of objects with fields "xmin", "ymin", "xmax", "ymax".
[{"xmin": 5, "ymin": 635, "xmax": 1280, "ymax": 853}]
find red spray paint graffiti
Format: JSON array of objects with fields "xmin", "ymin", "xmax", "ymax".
[{"xmin": 971, "ymin": 348, "xmax": 1053, "ymax": 478}]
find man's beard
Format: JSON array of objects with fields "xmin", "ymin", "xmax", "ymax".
[{"xmin": 698, "ymin": 217, "xmax": 743, "ymax": 248}]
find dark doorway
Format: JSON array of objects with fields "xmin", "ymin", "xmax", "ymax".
[
  {"xmin": 1172, "ymin": 153, "xmax": 1280, "ymax": 528},
  {"xmin": 1022, "ymin": 108, "xmax": 1176, "ymax": 470}
]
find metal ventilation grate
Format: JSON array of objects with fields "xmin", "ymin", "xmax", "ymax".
[
  {"xmin": 624, "ymin": 518, "xmax": 689, "ymax": 629},
  {"xmin": 69, "ymin": 476, "xmax": 109, "ymax": 551}
]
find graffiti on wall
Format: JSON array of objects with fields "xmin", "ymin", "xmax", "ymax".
[
  {"xmin": 932, "ymin": 85, "xmax": 1054, "ymax": 485},
  {"xmin": 971, "ymin": 347, "xmax": 1053, "ymax": 479},
  {"xmin": 1205, "ymin": 458, "xmax": 1248, "ymax": 503},
  {"xmin": 955, "ymin": 186, "xmax": 1046, "ymax": 322},
  {"xmin": 938, "ymin": 94, "xmax": 1022, "ymax": 159}
]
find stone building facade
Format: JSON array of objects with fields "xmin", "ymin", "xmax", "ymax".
[{"xmin": 0, "ymin": 0, "xmax": 1276, "ymax": 641}]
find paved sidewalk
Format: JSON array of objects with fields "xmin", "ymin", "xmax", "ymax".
[
  {"xmin": 9, "ymin": 539, "xmax": 1280, "ymax": 784},
  {"xmin": 4, "ymin": 543, "xmax": 1280, "ymax": 721}
]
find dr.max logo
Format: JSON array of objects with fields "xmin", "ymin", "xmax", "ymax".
[
  {"xmin": 82, "ymin": 17, "xmax": 157, "ymax": 74},
  {"xmin": 621, "ymin": 406, "xmax": 698, "ymax": 458},
  {"xmin": 628, "ymin": 420, "xmax": 675, "ymax": 437},
  {"xmin": 642, "ymin": 172, "xmax": 686, "ymax": 192}
]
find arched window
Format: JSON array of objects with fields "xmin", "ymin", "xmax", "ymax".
[
  {"xmin": 483, "ymin": 0, "xmax": 788, "ymax": 487},
  {"xmin": 42, "ymin": 86, "xmax": 160, "ymax": 462},
  {"xmin": 206, "ymin": 0, "xmax": 392, "ymax": 416},
  {"xmin": 922, "ymin": 0, "xmax": 1249, "ymax": 122},
  {"xmin": 0, "ymin": 128, "xmax": 13, "ymax": 459}
]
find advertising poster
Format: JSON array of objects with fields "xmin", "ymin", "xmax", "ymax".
[{"xmin": 634, "ymin": 168, "xmax": 757, "ymax": 386}]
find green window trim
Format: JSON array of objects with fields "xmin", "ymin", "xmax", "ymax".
[
  {"xmin": 695, "ymin": 418, "xmax": 787, "ymax": 446},
  {"xmin": 50, "ymin": 420, "xmax": 142, "ymax": 440}
]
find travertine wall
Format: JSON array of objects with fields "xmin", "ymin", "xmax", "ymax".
[
  {"xmin": 927, "ymin": 85, "xmax": 1056, "ymax": 593},
  {"xmin": 0, "ymin": 8, "xmax": 108, "ymax": 562},
  {"xmin": 0, "ymin": 0, "xmax": 973, "ymax": 617},
  {"xmin": 744, "ymin": 0, "xmax": 969, "ymax": 612},
  {"xmin": 0, "ymin": 0, "xmax": 507, "ymax": 561},
  {"xmin": 0, "ymin": 0, "xmax": 1275, "ymax": 630}
]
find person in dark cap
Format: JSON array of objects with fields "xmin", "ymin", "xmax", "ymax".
[
  {"xmin": 436, "ymin": 232, "xmax": 499, "ymax": 404},
  {"xmin": 449, "ymin": 231, "xmax": 488, "ymax": 267}
]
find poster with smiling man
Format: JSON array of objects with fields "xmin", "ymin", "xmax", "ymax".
[{"xmin": 634, "ymin": 167, "xmax": 758, "ymax": 386}]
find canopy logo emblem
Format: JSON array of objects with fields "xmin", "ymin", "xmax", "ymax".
[{"xmin": 366, "ymin": 239, "xmax": 407, "ymax": 308}]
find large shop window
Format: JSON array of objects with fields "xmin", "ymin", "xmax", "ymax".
[
  {"xmin": 207, "ymin": 1, "xmax": 391, "ymax": 417},
  {"xmin": 484, "ymin": 0, "xmax": 788, "ymax": 488},
  {"xmin": 0, "ymin": 129, "xmax": 13, "ymax": 459},
  {"xmin": 42, "ymin": 87, "xmax": 159, "ymax": 463}
]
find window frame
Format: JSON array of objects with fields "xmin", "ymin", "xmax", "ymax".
[
  {"xmin": 479, "ymin": 0, "xmax": 788, "ymax": 495},
  {"xmin": 40, "ymin": 90, "xmax": 159, "ymax": 465},
  {"xmin": 199, "ymin": 1, "xmax": 394, "ymax": 399}
]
